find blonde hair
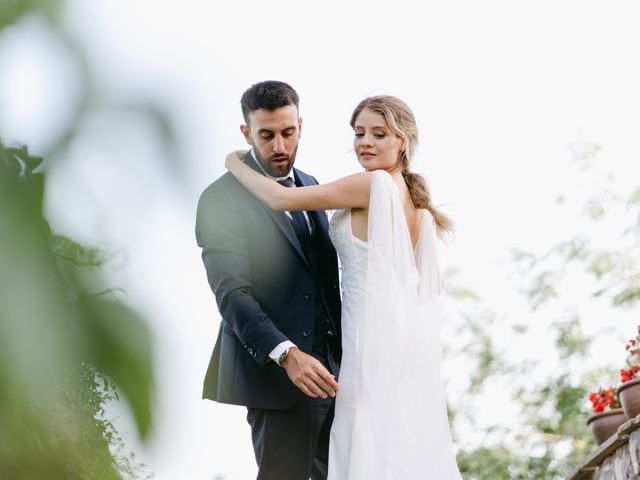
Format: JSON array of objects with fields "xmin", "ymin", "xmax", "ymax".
[{"xmin": 350, "ymin": 95, "xmax": 454, "ymax": 236}]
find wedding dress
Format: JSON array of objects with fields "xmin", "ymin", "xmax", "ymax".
[{"xmin": 327, "ymin": 170, "xmax": 462, "ymax": 480}]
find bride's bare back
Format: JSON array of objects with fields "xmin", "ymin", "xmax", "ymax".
[{"xmin": 350, "ymin": 174, "xmax": 423, "ymax": 250}]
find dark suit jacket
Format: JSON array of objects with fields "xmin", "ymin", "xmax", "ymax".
[{"xmin": 195, "ymin": 155, "xmax": 341, "ymax": 409}]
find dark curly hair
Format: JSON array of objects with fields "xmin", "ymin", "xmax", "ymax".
[{"xmin": 240, "ymin": 80, "xmax": 299, "ymax": 125}]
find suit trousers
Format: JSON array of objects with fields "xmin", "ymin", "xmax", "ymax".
[{"xmin": 246, "ymin": 350, "xmax": 339, "ymax": 480}]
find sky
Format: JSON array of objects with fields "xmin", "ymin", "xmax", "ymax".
[{"xmin": 1, "ymin": 1, "xmax": 640, "ymax": 478}]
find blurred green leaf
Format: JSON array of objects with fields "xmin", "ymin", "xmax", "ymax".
[
  {"xmin": 553, "ymin": 316, "xmax": 591, "ymax": 360},
  {"xmin": 612, "ymin": 287, "xmax": 640, "ymax": 308},
  {"xmin": 0, "ymin": 0, "xmax": 61, "ymax": 31},
  {"xmin": 52, "ymin": 234, "xmax": 105, "ymax": 266},
  {"xmin": 80, "ymin": 295, "xmax": 154, "ymax": 438}
]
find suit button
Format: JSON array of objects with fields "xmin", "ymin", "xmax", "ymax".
[
  {"xmin": 302, "ymin": 329, "xmax": 311, "ymax": 337},
  {"xmin": 325, "ymin": 318, "xmax": 331, "ymax": 323},
  {"xmin": 327, "ymin": 330, "xmax": 335, "ymax": 337},
  {"xmin": 304, "ymin": 293, "xmax": 311, "ymax": 299}
]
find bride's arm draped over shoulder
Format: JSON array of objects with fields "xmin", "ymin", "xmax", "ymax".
[{"xmin": 225, "ymin": 150, "xmax": 372, "ymax": 211}]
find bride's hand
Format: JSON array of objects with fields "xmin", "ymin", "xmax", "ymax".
[{"xmin": 225, "ymin": 149, "xmax": 249, "ymax": 170}]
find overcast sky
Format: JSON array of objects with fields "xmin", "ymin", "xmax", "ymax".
[{"xmin": 1, "ymin": 1, "xmax": 640, "ymax": 478}]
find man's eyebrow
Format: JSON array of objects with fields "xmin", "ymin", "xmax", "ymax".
[{"xmin": 257, "ymin": 126, "xmax": 297, "ymax": 133}]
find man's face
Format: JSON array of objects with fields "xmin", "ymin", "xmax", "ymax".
[{"xmin": 240, "ymin": 105, "xmax": 302, "ymax": 177}]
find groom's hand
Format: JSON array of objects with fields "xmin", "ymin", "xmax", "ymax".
[{"xmin": 281, "ymin": 348, "xmax": 339, "ymax": 399}]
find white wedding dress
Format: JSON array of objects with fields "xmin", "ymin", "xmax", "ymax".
[{"xmin": 327, "ymin": 170, "xmax": 462, "ymax": 480}]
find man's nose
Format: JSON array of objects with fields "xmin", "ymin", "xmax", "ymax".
[{"xmin": 273, "ymin": 135, "xmax": 285, "ymax": 153}]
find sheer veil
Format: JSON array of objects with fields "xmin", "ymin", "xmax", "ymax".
[{"xmin": 360, "ymin": 170, "xmax": 462, "ymax": 479}]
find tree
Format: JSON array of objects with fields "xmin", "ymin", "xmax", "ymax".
[{"xmin": 448, "ymin": 138, "xmax": 638, "ymax": 479}]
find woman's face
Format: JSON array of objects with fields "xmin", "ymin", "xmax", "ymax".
[{"xmin": 353, "ymin": 108, "xmax": 404, "ymax": 172}]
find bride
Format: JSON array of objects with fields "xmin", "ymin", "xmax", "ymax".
[{"xmin": 225, "ymin": 95, "xmax": 462, "ymax": 479}]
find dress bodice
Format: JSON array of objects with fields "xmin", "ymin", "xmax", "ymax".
[{"xmin": 328, "ymin": 209, "xmax": 368, "ymax": 308}]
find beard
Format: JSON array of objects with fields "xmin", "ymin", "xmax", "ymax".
[{"xmin": 254, "ymin": 145, "xmax": 298, "ymax": 178}]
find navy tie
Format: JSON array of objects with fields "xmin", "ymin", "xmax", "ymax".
[{"xmin": 278, "ymin": 177, "xmax": 310, "ymax": 245}]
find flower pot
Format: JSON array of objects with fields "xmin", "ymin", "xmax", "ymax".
[
  {"xmin": 586, "ymin": 408, "xmax": 626, "ymax": 445},
  {"xmin": 617, "ymin": 378, "xmax": 640, "ymax": 420}
]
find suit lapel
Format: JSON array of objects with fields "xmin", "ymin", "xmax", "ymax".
[
  {"xmin": 294, "ymin": 169, "xmax": 330, "ymax": 238},
  {"xmin": 243, "ymin": 155, "xmax": 311, "ymax": 269}
]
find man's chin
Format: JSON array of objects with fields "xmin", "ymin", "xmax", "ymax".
[{"xmin": 268, "ymin": 163, "xmax": 293, "ymax": 177}]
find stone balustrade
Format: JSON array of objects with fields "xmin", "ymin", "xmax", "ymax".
[{"xmin": 567, "ymin": 416, "xmax": 640, "ymax": 479}]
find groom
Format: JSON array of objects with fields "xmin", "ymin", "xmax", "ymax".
[{"xmin": 195, "ymin": 80, "xmax": 342, "ymax": 480}]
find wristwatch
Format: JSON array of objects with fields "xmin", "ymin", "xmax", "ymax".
[{"xmin": 278, "ymin": 347, "xmax": 292, "ymax": 366}]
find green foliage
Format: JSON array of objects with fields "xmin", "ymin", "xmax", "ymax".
[
  {"xmin": 458, "ymin": 446, "xmax": 546, "ymax": 480},
  {"xmin": 464, "ymin": 312, "xmax": 503, "ymax": 393},
  {"xmin": 554, "ymin": 316, "xmax": 591, "ymax": 360},
  {"xmin": 450, "ymin": 311, "xmax": 594, "ymax": 479},
  {"xmin": 0, "ymin": 0, "xmax": 60, "ymax": 31},
  {"xmin": 0, "ymin": 141, "xmax": 154, "ymax": 478},
  {"xmin": 512, "ymin": 164, "xmax": 640, "ymax": 313},
  {"xmin": 519, "ymin": 371, "xmax": 593, "ymax": 473}
]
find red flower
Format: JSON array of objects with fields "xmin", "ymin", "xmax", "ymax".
[
  {"xmin": 621, "ymin": 368, "xmax": 639, "ymax": 383},
  {"xmin": 588, "ymin": 387, "xmax": 620, "ymax": 414}
]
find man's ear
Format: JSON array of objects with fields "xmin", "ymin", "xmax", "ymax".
[
  {"xmin": 240, "ymin": 125, "xmax": 253, "ymax": 145},
  {"xmin": 298, "ymin": 117, "xmax": 303, "ymax": 140}
]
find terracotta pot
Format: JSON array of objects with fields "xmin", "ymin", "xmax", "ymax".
[
  {"xmin": 617, "ymin": 378, "xmax": 640, "ymax": 420},
  {"xmin": 586, "ymin": 408, "xmax": 626, "ymax": 445}
]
